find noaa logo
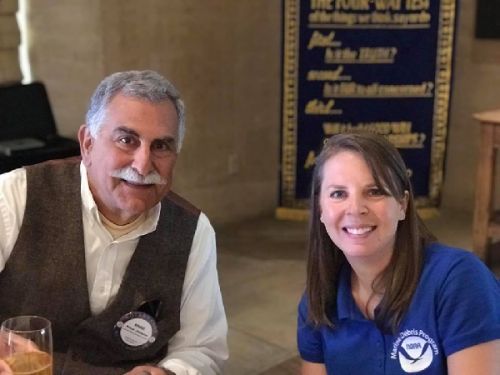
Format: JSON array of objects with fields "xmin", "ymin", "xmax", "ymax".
[
  {"xmin": 398, "ymin": 336, "xmax": 433, "ymax": 372},
  {"xmin": 391, "ymin": 329, "xmax": 439, "ymax": 373}
]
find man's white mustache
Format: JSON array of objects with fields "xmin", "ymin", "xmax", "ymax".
[{"xmin": 110, "ymin": 167, "xmax": 167, "ymax": 185}]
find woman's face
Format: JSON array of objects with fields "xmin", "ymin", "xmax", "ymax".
[{"xmin": 319, "ymin": 150, "xmax": 408, "ymax": 266}]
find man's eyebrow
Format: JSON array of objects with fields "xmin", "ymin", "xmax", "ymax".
[
  {"xmin": 113, "ymin": 126, "xmax": 176, "ymax": 143},
  {"xmin": 113, "ymin": 126, "xmax": 139, "ymax": 137}
]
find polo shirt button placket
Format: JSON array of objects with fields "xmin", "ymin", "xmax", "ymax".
[{"xmin": 376, "ymin": 338, "xmax": 384, "ymax": 372}]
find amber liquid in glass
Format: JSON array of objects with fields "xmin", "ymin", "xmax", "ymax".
[{"xmin": 4, "ymin": 351, "xmax": 52, "ymax": 375}]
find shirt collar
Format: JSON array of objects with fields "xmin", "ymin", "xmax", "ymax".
[
  {"xmin": 79, "ymin": 162, "xmax": 161, "ymax": 240},
  {"xmin": 337, "ymin": 264, "xmax": 367, "ymax": 321}
]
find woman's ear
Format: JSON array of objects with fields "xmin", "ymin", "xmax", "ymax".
[{"xmin": 399, "ymin": 190, "xmax": 409, "ymax": 221}]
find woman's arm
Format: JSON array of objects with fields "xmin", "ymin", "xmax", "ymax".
[
  {"xmin": 301, "ymin": 360, "xmax": 327, "ymax": 375},
  {"xmin": 447, "ymin": 340, "xmax": 499, "ymax": 375}
]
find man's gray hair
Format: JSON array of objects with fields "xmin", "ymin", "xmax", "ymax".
[{"xmin": 85, "ymin": 70, "xmax": 185, "ymax": 152}]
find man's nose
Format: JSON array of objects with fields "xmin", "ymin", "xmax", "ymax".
[{"xmin": 131, "ymin": 144, "xmax": 153, "ymax": 176}]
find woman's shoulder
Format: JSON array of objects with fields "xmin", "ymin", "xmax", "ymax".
[
  {"xmin": 423, "ymin": 242, "xmax": 488, "ymax": 271},
  {"xmin": 421, "ymin": 242, "xmax": 499, "ymax": 292},
  {"xmin": 414, "ymin": 243, "xmax": 500, "ymax": 358}
]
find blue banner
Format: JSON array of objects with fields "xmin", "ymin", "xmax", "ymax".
[{"xmin": 279, "ymin": 0, "xmax": 457, "ymax": 217}]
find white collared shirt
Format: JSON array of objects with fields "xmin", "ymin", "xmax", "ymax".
[{"xmin": 0, "ymin": 164, "xmax": 228, "ymax": 375}]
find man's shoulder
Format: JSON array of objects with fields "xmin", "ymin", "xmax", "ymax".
[
  {"xmin": 0, "ymin": 166, "xmax": 26, "ymax": 184},
  {"xmin": 23, "ymin": 158, "xmax": 81, "ymax": 190},
  {"xmin": 164, "ymin": 191, "xmax": 201, "ymax": 217},
  {"xmin": 25, "ymin": 157, "xmax": 81, "ymax": 173},
  {"xmin": 0, "ymin": 167, "xmax": 27, "ymax": 209}
]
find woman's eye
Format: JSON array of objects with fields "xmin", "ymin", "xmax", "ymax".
[
  {"xmin": 368, "ymin": 188, "xmax": 385, "ymax": 196},
  {"xmin": 329, "ymin": 190, "xmax": 346, "ymax": 199}
]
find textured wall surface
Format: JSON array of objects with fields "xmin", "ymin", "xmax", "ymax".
[
  {"xmin": 24, "ymin": 0, "xmax": 499, "ymax": 223},
  {"xmin": 443, "ymin": 0, "xmax": 500, "ymax": 212},
  {"xmin": 0, "ymin": 0, "xmax": 21, "ymax": 82},
  {"xmin": 27, "ymin": 0, "xmax": 281, "ymax": 224},
  {"xmin": 26, "ymin": 1, "xmax": 103, "ymax": 137}
]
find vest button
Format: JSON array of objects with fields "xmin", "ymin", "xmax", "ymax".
[{"xmin": 72, "ymin": 352, "xmax": 81, "ymax": 361}]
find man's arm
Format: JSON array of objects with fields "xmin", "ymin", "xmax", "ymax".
[
  {"xmin": 114, "ymin": 213, "xmax": 227, "ymax": 375},
  {"xmin": 0, "ymin": 168, "xmax": 27, "ymax": 272},
  {"xmin": 124, "ymin": 365, "xmax": 174, "ymax": 375},
  {"xmin": 157, "ymin": 213, "xmax": 228, "ymax": 375}
]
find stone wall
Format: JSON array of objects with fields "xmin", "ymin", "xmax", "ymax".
[
  {"xmin": 26, "ymin": 0, "xmax": 280, "ymax": 224},
  {"xmin": 24, "ymin": 0, "xmax": 500, "ymax": 223},
  {"xmin": 0, "ymin": 0, "xmax": 21, "ymax": 83},
  {"xmin": 442, "ymin": 0, "xmax": 500, "ymax": 211},
  {"xmin": 26, "ymin": 0, "xmax": 103, "ymax": 136}
]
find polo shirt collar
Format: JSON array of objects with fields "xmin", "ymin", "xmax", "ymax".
[{"xmin": 336, "ymin": 264, "xmax": 367, "ymax": 321}]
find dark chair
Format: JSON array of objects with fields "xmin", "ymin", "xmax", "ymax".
[{"xmin": 0, "ymin": 82, "xmax": 81, "ymax": 174}]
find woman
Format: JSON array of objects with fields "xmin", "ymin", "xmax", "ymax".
[{"xmin": 298, "ymin": 133, "xmax": 499, "ymax": 374}]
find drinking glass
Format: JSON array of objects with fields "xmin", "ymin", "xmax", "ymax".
[{"xmin": 0, "ymin": 316, "xmax": 52, "ymax": 375}]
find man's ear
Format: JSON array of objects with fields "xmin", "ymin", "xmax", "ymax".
[{"xmin": 78, "ymin": 124, "xmax": 93, "ymax": 167}]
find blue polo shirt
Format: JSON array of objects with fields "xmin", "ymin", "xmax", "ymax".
[{"xmin": 298, "ymin": 243, "xmax": 500, "ymax": 374}]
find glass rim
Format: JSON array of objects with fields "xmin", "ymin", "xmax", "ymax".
[{"xmin": 1, "ymin": 315, "xmax": 51, "ymax": 333}]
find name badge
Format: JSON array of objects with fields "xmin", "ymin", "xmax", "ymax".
[{"xmin": 113, "ymin": 311, "xmax": 158, "ymax": 350}]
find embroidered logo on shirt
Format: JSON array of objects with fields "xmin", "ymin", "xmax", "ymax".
[{"xmin": 391, "ymin": 329, "xmax": 439, "ymax": 373}]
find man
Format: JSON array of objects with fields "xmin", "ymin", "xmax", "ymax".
[{"xmin": 0, "ymin": 70, "xmax": 228, "ymax": 374}]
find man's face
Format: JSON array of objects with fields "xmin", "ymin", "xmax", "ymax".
[{"xmin": 79, "ymin": 94, "xmax": 179, "ymax": 225}]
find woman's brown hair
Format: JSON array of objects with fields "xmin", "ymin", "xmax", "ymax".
[{"xmin": 306, "ymin": 132, "xmax": 435, "ymax": 332}]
